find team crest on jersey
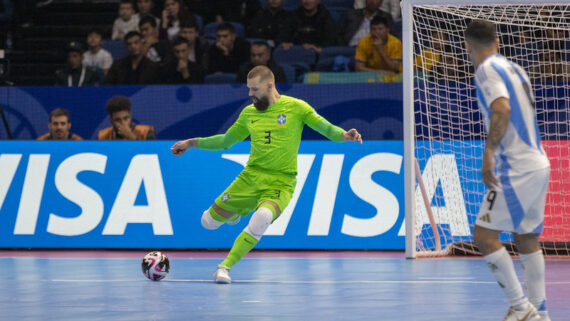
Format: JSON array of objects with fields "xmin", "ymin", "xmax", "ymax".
[
  {"xmin": 221, "ymin": 193, "xmax": 230, "ymax": 202},
  {"xmin": 277, "ymin": 114, "xmax": 287, "ymax": 128}
]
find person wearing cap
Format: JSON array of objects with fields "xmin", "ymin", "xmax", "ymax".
[{"xmin": 55, "ymin": 41, "xmax": 101, "ymax": 86}]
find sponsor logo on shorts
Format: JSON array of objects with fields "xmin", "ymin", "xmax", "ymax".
[
  {"xmin": 479, "ymin": 213, "xmax": 491, "ymax": 223},
  {"xmin": 222, "ymin": 193, "xmax": 230, "ymax": 202}
]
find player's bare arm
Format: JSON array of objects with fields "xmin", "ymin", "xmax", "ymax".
[
  {"xmin": 342, "ymin": 128, "xmax": 363, "ymax": 144},
  {"xmin": 170, "ymin": 138, "xmax": 197, "ymax": 156},
  {"xmin": 482, "ymin": 97, "xmax": 510, "ymax": 189}
]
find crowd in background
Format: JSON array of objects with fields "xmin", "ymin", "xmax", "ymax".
[{"xmin": 51, "ymin": 0, "xmax": 404, "ymax": 86}]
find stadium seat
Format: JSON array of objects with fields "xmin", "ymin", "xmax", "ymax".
[
  {"xmin": 272, "ymin": 45, "xmax": 317, "ymax": 66},
  {"xmin": 203, "ymin": 22, "xmax": 245, "ymax": 41},
  {"xmin": 193, "ymin": 14, "xmax": 203, "ymax": 32},
  {"xmin": 102, "ymin": 39, "xmax": 127, "ymax": 60},
  {"xmin": 319, "ymin": 46, "xmax": 356, "ymax": 61},
  {"xmin": 392, "ymin": 19, "xmax": 403, "ymax": 40},
  {"xmin": 279, "ymin": 63, "xmax": 296, "ymax": 83},
  {"xmin": 327, "ymin": 7, "xmax": 348, "ymax": 26},
  {"xmin": 204, "ymin": 73, "xmax": 237, "ymax": 84}
]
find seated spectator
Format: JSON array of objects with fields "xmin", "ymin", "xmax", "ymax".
[
  {"xmin": 112, "ymin": 0, "xmax": 140, "ymax": 40},
  {"xmin": 379, "ymin": 0, "xmax": 400, "ymax": 21},
  {"xmin": 105, "ymin": 31, "xmax": 160, "ymax": 84},
  {"xmin": 340, "ymin": 0, "xmax": 393, "ymax": 47},
  {"xmin": 179, "ymin": 20, "xmax": 209, "ymax": 68},
  {"xmin": 160, "ymin": 0, "xmax": 194, "ymax": 41},
  {"xmin": 354, "ymin": 15, "xmax": 401, "ymax": 73},
  {"xmin": 135, "ymin": 0, "xmax": 159, "ymax": 24},
  {"xmin": 247, "ymin": 0, "xmax": 291, "ymax": 47},
  {"xmin": 281, "ymin": 0, "xmax": 337, "ymax": 53},
  {"xmin": 160, "ymin": 37, "xmax": 204, "ymax": 84},
  {"xmin": 139, "ymin": 15, "xmax": 171, "ymax": 64},
  {"xmin": 237, "ymin": 41, "xmax": 286, "ymax": 83},
  {"xmin": 98, "ymin": 96, "xmax": 155, "ymax": 140},
  {"xmin": 55, "ymin": 41, "xmax": 101, "ymax": 86},
  {"xmin": 83, "ymin": 29, "xmax": 114, "ymax": 76},
  {"xmin": 207, "ymin": 22, "xmax": 250, "ymax": 74},
  {"xmin": 414, "ymin": 30, "xmax": 447, "ymax": 74},
  {"xmin": 37, "ymin": 108, "xmax": 83, "ymax": 140}
]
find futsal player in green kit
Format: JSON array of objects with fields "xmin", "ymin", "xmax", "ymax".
[{"xmin": 171, "ymin": 66, "xmax": 363, "ymax": 283}]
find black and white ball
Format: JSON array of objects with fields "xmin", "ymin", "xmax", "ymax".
[{"xmin": 142, "ymin": 251, "xmax": 170, "ymax": 281}]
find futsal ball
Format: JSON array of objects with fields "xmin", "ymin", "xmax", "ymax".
[{"xmin": 142, "ymin": 251, "xmax": 170, "ymax": 281}]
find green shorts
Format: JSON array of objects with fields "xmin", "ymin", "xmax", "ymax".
[{"xmin": 214, "ymin": 166, "xmax": 296, "ymax": 217}]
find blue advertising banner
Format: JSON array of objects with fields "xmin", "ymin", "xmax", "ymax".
[{"xmin": 0, "ymin": 141, "xmax": 406, "ymax": 249}]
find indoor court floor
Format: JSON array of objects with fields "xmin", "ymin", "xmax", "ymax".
[{"xmin": 1, "ymin": 251, "xmax": 568, "ymax": 321}]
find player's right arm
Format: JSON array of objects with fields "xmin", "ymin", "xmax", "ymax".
[{"xmin": 170, "ymin": 110, "xmax": 250, "ymax": 156}]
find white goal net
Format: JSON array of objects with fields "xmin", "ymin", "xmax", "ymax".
[{"xmin": 404, "ymin": 2, "xmax": 570, "ymax": 257}]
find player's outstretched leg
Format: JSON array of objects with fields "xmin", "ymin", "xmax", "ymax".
[
  {"xmin": 473, "ymin": 225, "xmax": 540, "ymax": 321},
  {"xmin": 213, "ymin": 206, "xmax": 275, "ymax": 284}
]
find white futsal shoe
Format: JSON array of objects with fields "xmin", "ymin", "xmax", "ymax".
[
  {"xmin": 226, "ymin": 216, "xmax": 241, "ymax": 225},
  {"xmin": 503, "ymin": 302, "xmax": 541, "ymax": 321},
  {"xmin": 538, "ymin": 311, "xmax": 551, "ymax": 321},
  {"xmin": 213, "ymin": 265, "xmax": 231, "ymax": 284}
]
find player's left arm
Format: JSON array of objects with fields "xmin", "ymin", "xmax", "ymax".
[
  {"xmin": 302, "ymin": 103, "xmax": 362, "ymax": 144},
  {"xmin": 482, "ymin": 97, "xmax": 511, "ymax": 188}
]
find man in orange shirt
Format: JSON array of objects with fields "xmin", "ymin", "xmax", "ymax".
[
  {"xmin": 37, "ymin": 108, "xmax": 83, "ymax": 140},
  {"xmin": 354, "ymin": 15, "xmax": 402, "ymax": 73},
  {"xmin": 98, "ymin": 96, "xmax": 155, "ymax": 140}
]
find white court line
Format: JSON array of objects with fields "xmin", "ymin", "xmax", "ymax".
[{"xmin": 49, "ymin": 279, "xmax": 570, "ymax": 285}]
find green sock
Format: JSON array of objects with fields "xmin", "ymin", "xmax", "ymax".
[{"xmin": 220, "ymin": 231, "xmax": 258, "ymax": 269}]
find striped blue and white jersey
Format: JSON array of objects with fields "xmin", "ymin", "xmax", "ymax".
[{"xmin": 474, "ymin": 54, "xmax": 550, "ymax": 174}]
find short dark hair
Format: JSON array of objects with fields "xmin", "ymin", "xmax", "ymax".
[
  {"xmin": 139, "ymin": 15, "xmax": 157, "ymax": 28},
  {"xmin": 106, "ymin": 96, "xmax": 131, "ymax": 115},
  {"xmin": 49, "ymin": 108, "xmax": 70, "ymax": 122},
  {"xmin": 87, "ymin": 28, "xmax": 104, "ymax": 37},
  {"xmin": 120, "ymin": 0, "xmax": 134, "ymax": 8},
  {"xmin": 124, "ymin": 31, "xmax": 142, "ymax": 43},
  {"xmin": 465, "ymin": 19, "xmax": 497, "ymax": 46},
  {"xmin": 371, "ymin": 15, "xmax": 389, "ymax": 28},
  {"xmin": 251, "ymin": 41, "xmax": 270, "ymax": 49},
  {"xmin": 180, "ymin": 19, "xmax": 198, "ymax": 30},
  {"xmin": 172, "ymin": 36, "xmax": 190, "ymax": 47},
  {"xmin": 216, "ymin": 22, "xmax": 235, "ymax": 34}
]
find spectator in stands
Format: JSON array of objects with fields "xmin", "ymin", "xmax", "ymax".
[
  {"xmin": 340, "ymin": 0, "xmax": 393, "ymax": 47},
  {"xmin": 112, "ymin": 0, "xmax": 140, "ymax": 40},
  {"xmin": 160, "ymin": 37, "xmax": 204, "ymax": 84},
  {"xmin": 139, "ymin": 15, "xmax": 171, "ymax": 64},
  {"xmin": 55, "ymin": 41, "xmax": 101, "ymax": 86},
  {"xmin": 281, "ymin": 0, "xmax": 337, "ymax": 53},
  {"xmin": 414, "ymin": 30, "xmax": 446, "ymax": 74},
  {"xmin": 179, "ymin": 20, "xmax": 209, "ymax": 69},
  {"xmin": 354, "ymin": 15, "xmax": 401, "ymax": 73},
  {"xmin": 135, "ymin": 0, "xmax": 159, "ymax": 24},
  {"xmin": 160, "ymin": 0, "xmax": 193, "ymax": 41},
  {"xmin": 98, "ymin": 96, "xmax": 155, "ymax": 140},
  {"xmin": 207, "ymin": 22, "xmax": 250, "ymax": 74},
  {"xmin": 83, "ymin": 29, "xmax": 114, "ymax": 76},
  {"xmin": 37, "ymin": 108, "xmax": 83, "ymax": 140},
  {"xmin": 105, "ymin": 31, "xmax": 160, "ymax": 84},
  {"xmin": 356, "ymin": 0, "xmax": 400, "ymax": 21},
  {"xmin": 236, "ymin": 41, "xmax": 286, "ymax": 83},
  {"xmin": 435, "ymin": 45, "xmax": 470, "ymax": 82},
  {"xmin": 247, "ymin": 0, "xmax": 291, "ymax": 47}
]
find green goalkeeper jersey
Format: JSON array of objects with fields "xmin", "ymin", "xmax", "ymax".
[{"xmin": 198, "ymin": 95, "xmax": 345, "ymax": 176}]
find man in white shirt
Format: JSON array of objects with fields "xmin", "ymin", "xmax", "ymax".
[
  {"xmin": 112, "ymin": 0, "xmax": 140, "ymax": 40},
  {"xmin": 83, "ymin": 29, "xmax": 114, "ymax": 76},
  {"xmin": 466, "ymin": 19, "xmax": 551, "ymax": 321}
]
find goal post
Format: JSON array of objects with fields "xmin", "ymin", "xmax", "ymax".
[{"xmin": 403, "ymin": 0, "xmax": 570, "ymax": 258}]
